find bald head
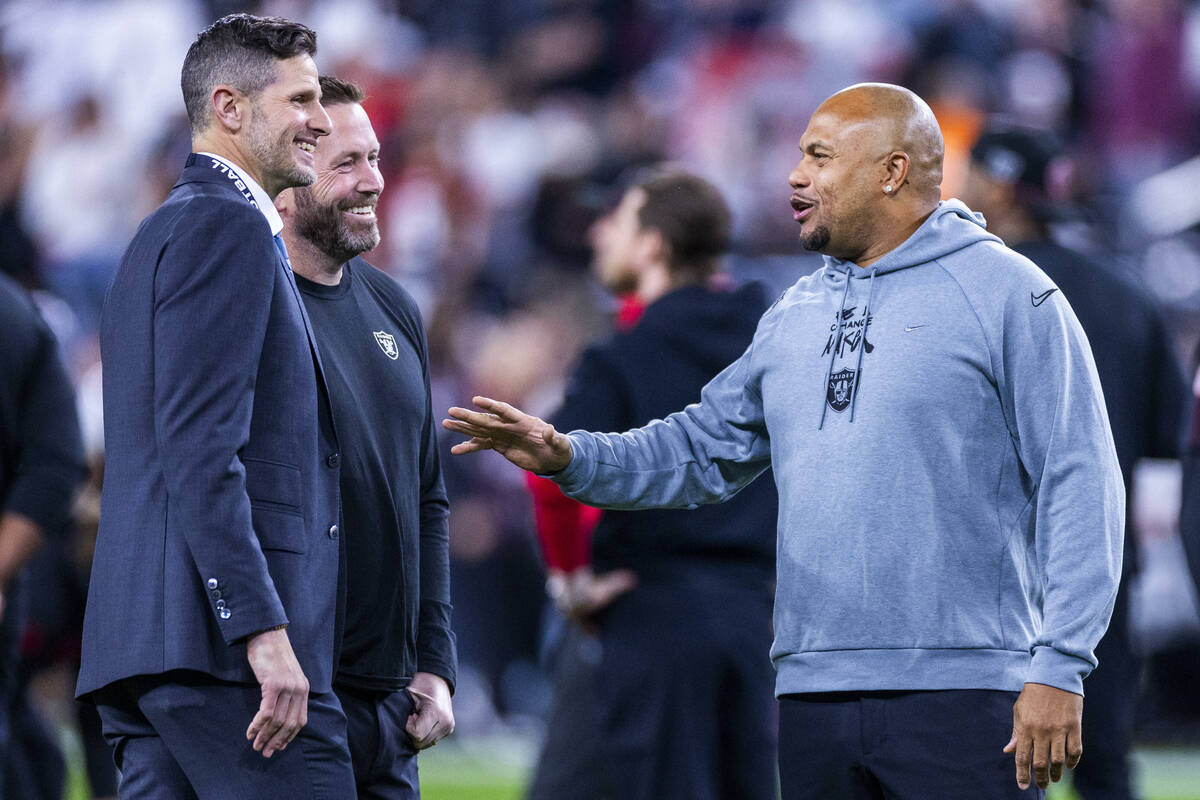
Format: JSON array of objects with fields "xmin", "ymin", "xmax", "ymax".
[
  {"xmin": 788, "ymin": 83, "xmax": 945, "ymax": 266},
  {"xmin": 817, "ymin": 83, "xmax": 944, "ymax": 201}
]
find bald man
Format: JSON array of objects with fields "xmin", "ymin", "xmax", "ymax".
[{"xmin": 444, "ymin": 84, "xmax": 1123, "ymax": 799}]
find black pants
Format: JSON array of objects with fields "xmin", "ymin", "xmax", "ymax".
[
  {"xmin": 779, "ymin": 689, "xmax": 1044, "ymax": 800},
  {"xmin": 95, "ymin": 670, "xmax": 355, "ymax": 800},
  {"xmin": 531, "ymin": 579, "xmax": 778, "ymax": 800},
  {"xmin": 335, "ymin": 684, "xmax": 420, "ymax": 800},
  {"xmin": 1073, "ymin": 581, "xmax": 1138, "ymax": 800}
]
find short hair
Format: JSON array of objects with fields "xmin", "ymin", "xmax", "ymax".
[
  {"xmin": 634, "ymin": 168, "xmax": 731, "ymax": 275},
  {"xmin": 181, "ymin": 14, "xmax": 318, "ymax": 133},
  {"xmin": 318, "ymin": 75, "xmax": 365, "ymax": 107}
]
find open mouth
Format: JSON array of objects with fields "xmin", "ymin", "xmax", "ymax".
[
  {"xmin": 296, "ymin": 139, "xmax": 316, "ymax": 155},
  {"xmin": 343, "ymin": 204, "xmax": 376, "ymax": 219},
  {"xmin": 790, "ymin": 195, "xmax": 814, "ymax": 222}
]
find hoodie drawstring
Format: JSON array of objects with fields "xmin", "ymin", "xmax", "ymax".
[
  {"xmin": 817, "ymin": 274, "xmax": 853, "ymax": 430},
  {"xmin": 849, "ymin": 268, "xmax": 877, "ymax": 423}
]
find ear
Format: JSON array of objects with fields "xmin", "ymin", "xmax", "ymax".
[
  {"xmin": 275, "ymin": 188, "xmax": 295, "ymax": 220},
  {"xmin": 637, "ymin": 228, "xmax": 669, "ymax": 267},
  {"xmin": 883, "ymin": 150, "xmax": 911, "ymax": 195},
  {"xmin": 210, "ymin": 85, "xmax": 247, "ymax": 134}
]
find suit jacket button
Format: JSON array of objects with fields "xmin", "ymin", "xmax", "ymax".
[
  {"xmin": 326, "ymin": 452, "xmax": 340, "ymax": 468},
  {"xmin": 219, "ymin": 608, "xmax": 232, "ymax": 620},
  {"xmin": 207, "ymin": 578, "xmax": 218, "ymax": 590},
  {"xmin": 328, "ymin": 524, "xmax": 339, "ymax": 539},
  {"xmin": 216, "ymin": 599, "xmax": 226, "ymax": 609},
  {"xmin": 211, "ymin": 590, "xmax": 222, "ymax": 600}
]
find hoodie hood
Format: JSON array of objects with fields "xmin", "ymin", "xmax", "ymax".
[{"xmin": 822, "ymin": 198, "xmax": 999, "ymax": 278}]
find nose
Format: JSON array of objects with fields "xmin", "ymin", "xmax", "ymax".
[
  {"xmin": 589, "ymin": 213, "xmax": 611, "ymax": 249},
  {"xmin": 788, "ymin": 161, "xmax": 808, "ymax": 189},
  {"xmin": 358, "ymin": 161, "xmax": 385, "ymax": 194},
  {"xmin": 309, "ymin": 103, "xmax": 332, "ymax": 138}
]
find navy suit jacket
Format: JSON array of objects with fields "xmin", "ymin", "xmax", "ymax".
[{"xmin": 78, "ymin": 155, "xmax": 343, "ymax": 698}]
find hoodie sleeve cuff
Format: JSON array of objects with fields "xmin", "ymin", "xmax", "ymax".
[
  {"xmin": 1026, "ymin": 646, "xmax": 1093, "ymax": 696},
  {"xmin": 544, "ymin": 432, "xmax": 596, "ymax": 494}
]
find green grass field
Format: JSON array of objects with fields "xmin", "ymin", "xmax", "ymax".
[{"xmin": 65, "ymin": 731, "xmax": 1200, "ymax": 799}]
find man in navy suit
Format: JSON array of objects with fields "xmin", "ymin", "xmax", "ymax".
[{"xmin": 77, "ymin": 14, "xmax": 355, "ymax": 798}]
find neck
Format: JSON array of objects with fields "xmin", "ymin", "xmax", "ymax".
[
  {"xmin": 281, "ymin": 230, "xmax": 345, "ymax": 286},
  {"xmin": 193, "ymin": 132, "xmax": 274, "ymax": 199},
  {"xmin": 853, "ymin": 203, "xmax": 936, "ymax": 268},
  {"xmin": 635, "ymin": 261, "xmax": 708, "ymax": 305}
]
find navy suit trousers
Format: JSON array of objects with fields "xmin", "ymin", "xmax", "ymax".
[
  {"xmin": 779, "ymin": 690, "xmax": 1044, "ymax": 800},
  {"xmin": 95, "ymin": 670, "xmax": 354, "ymax": 800}
]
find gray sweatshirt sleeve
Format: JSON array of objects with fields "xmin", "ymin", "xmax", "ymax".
[
  {"xmin": 988, "ymin": 264, "xmax": 1125, "ymax": 695},
  {"xmin": 552, "ymin": 340, "xmax": 772, "ymax": 509}
]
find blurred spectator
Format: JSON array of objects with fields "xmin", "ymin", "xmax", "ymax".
[
  {"xmin": 962, "ymin": 123, "xmax": 1191, "ymax": 799},
  {"xmin": 527, "ymin": 169, "xmax": 778, "ymax": 800},
  {"xmin": 0, "ymin": 270, "xmax": 87, "ymax": 799}
]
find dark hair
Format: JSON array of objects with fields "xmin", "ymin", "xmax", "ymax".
[
  {"xmin": 634, "ymin": 168, "xmax": 731, "ymax": 276},
  {"xmin": 181, "ymin": 14, "xmax": 318, "ymax": 133},
  {"xmin": 318, "ymin": 75, "xmax": 365, "ymax": 107}
]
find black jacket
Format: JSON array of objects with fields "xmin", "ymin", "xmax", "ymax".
[{"xmin": 554, "ymin": 283, "xmax": 778, "ymax": 589}]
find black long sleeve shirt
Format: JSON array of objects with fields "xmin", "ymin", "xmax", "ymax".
[
  {"xmin": 0, "ymin": 271, "xmax": 86, "ymax": 539},
  {"xmin": 296, "ymin": 258, "xmax": 455, "ymax": 692}
]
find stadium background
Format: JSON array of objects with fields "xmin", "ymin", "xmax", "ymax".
[{"xmin": 2, "ymin": 0, "xmax": 1199, "ymax": 797}]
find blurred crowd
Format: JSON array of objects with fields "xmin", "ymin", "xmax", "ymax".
[{"xmin": 3, "ymin": 0, "xmax": 1200, "ymax": 793}]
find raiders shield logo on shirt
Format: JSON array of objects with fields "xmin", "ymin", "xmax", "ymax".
[
  {"xmin": 373, "ymin": 330, "xmax": 399, "ymax": 360},
  {"xmin": 827, "ymin": 368, "xmax": 856, "ymax": 413}
]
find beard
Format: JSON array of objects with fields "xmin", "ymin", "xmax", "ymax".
[
  {"xmin": 292, "ymin": 187, "xmax": 381, "ymax": 264},
  {"xmin": 800, "ymin": 224, "xmax": 831, "ymax": 252},
  {"xmin": 247, "ymin": 112, "xmax": 314, "ymax": 192}
]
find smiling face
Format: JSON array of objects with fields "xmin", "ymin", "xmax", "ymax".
[
  {"xmin": 288, "ymin": 101, "xmax": 384, "ymax": 264},
  {"xmin": 244, "ymin": 54, "xmax": 330, "ymax": 196},
  {"xmin": 787, "ymin": 109, "xmax": 890, "ymax": 260}
]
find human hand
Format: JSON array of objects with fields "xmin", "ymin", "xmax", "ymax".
[
  {"xmin": 546, "ymin": 567, "xmax": 637, "ymax": 629},
  {"xmin": 245, "ymin": 627, "xmax": 309, "ymax": 758},
  {"xmin": 1003, "ymin": 682, "xmax": 1083, "ymax": 790},
  {"xmin": 443, "ymin": 396, "xmax": 573, "ymax": 474},
  {"xmin": 406, "ymin": 672, "xmax": 455, "ymax": 749}
]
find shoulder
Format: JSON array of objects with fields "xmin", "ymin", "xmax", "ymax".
[
  {"xmin": 933, "ymin": 239, "xmax": 1055, "ymax": 308},
  {"xmin": 351, "ymin": 257, "xmax": 421, "ymax": 321},
  {"xmin": 0, "ymin": 273, "xmax": 46, "ymax": 358}
]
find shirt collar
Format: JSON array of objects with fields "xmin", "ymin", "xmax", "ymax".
[{"xmin": 196, "ymin": 151, "xmax": 284, "ymax": 237}]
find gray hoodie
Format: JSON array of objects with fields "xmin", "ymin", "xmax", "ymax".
[{"xmin": 552, "ymin": 200, "xmax": 1124, "ymax": 697}]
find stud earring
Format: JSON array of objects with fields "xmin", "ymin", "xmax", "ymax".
[{"xmin": 884, "ymin": 185, "xmax": 893, "ymax": 193}]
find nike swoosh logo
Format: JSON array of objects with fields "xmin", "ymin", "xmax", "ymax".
[
  {"xmin": 904, "ymin": 324, "xmax": 927, "ymax": 332},
  {"xmin": 1031, "ymin": 288, "xmax": 1058, "ymax": 307}
]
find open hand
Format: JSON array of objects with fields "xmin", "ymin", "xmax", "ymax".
[
  {"xmin": 245, "ymin": 628, "xmax": 309, "ymax": 758},
  {"xmin": 1003, "ymin": 682, "xmax": 1083, "ymax": 790},
  {"xmin": 443, "ymin": 396, "xmax": 573, "ymax": 474}
]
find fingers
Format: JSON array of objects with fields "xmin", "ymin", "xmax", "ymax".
[
  {"xmin": 1010, "ymin": 727, "xmax": 1033, "ymax": 790},
  {"xmin": 1066, "ymin": 728, "xmax": 1083, "ymax": 771},
  {"xmin": 405, "ymin": 691, "xmax": 452, "ymax": 749},
  {"xmin": 246, "ymin": 680, "xmax": 308, "ymax": 758},
  {"xmin": 584, "ymin": 570, "xmax": 637, "ymax": 613},
  {"xmin": 471, "ymin": 396, "xmax": 522, "ymax": 422},
  {"xmin": 1049, "ymin": 730, "xmax": 1066, "ymax": 784},
  {"xmin": 1031, "ymin": 730, "xmax": 1051, "ymax": 790},
  {"xmin": 449, "ymin": 436, "xmax": 494, "ymax": 455}
]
